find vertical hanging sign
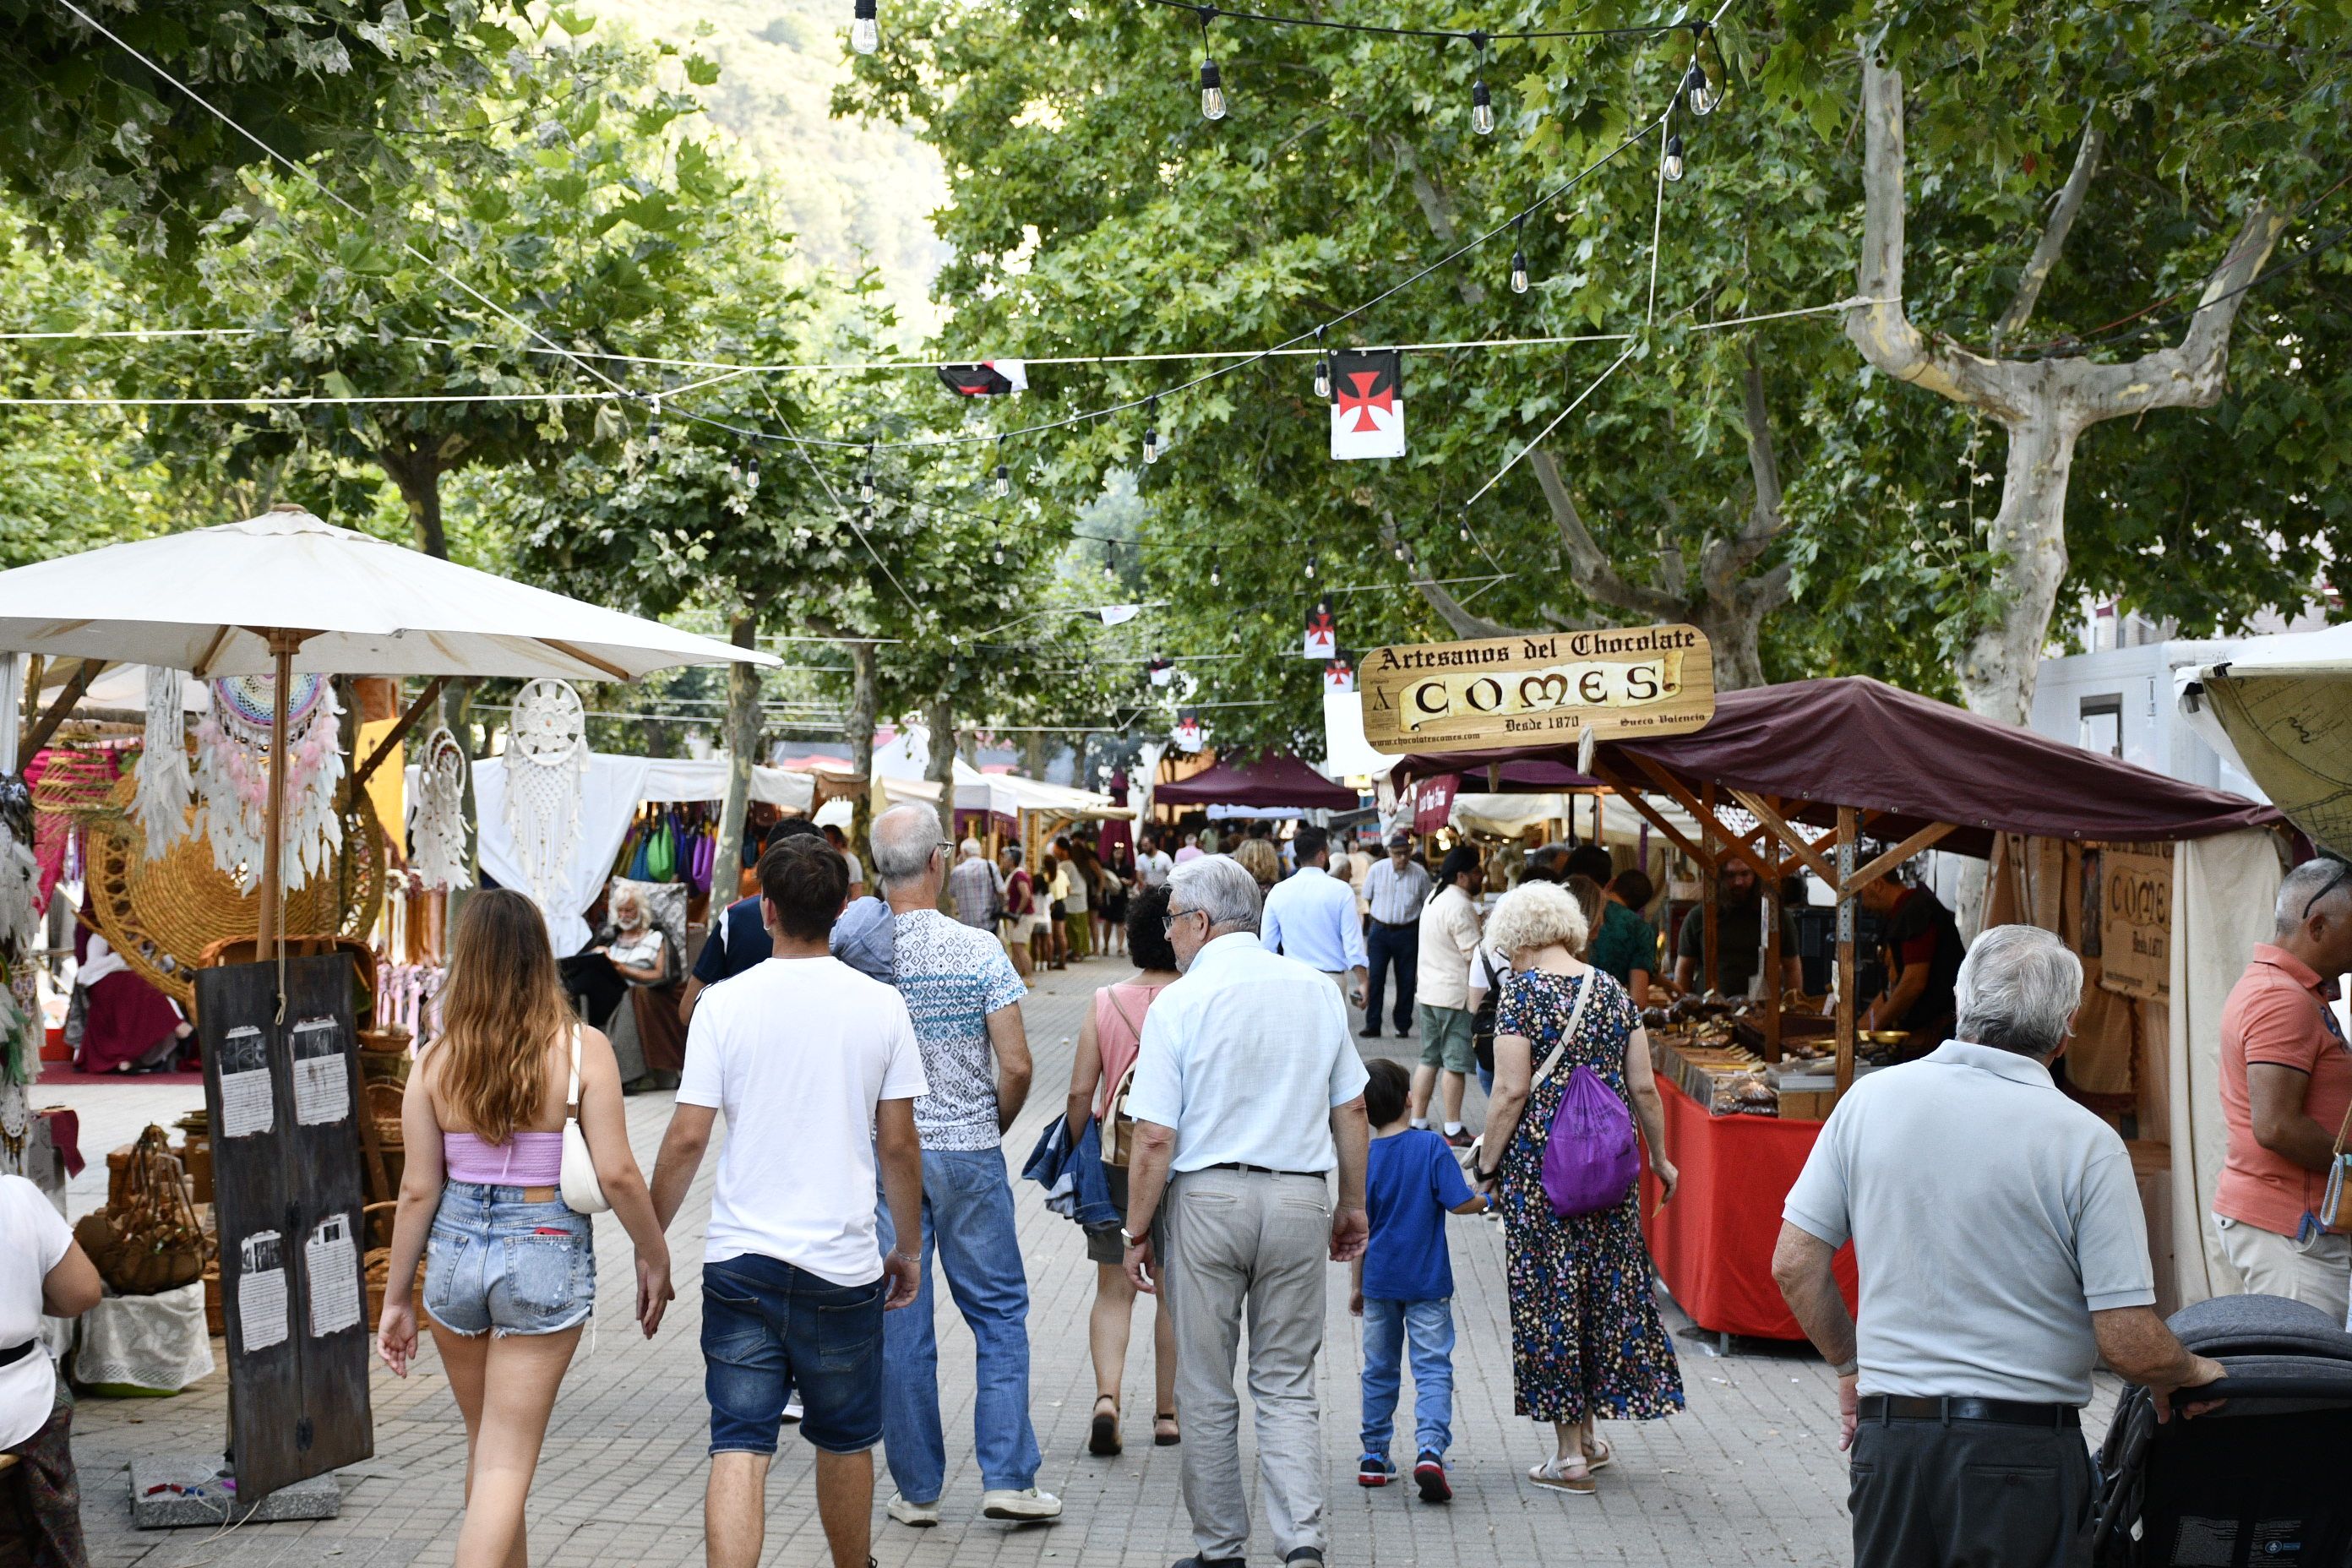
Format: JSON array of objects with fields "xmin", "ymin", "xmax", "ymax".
[{"xmin": 1329, "ymin": 350, "xmax": 1405, "ymax": 460}]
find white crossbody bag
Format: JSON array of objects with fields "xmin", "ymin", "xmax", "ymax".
[{"xmin": 559, "ymin": 1025, "xmax": 611, "ymax": 1215}]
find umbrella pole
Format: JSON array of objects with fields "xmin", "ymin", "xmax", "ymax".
[{"xmin": 257, "ymin": 630, "xmax": 301, "ymax": 981}]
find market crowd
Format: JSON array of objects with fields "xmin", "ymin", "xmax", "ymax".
[{"xmin": 15, "ymin": 809, "xmax": 2344, "ymax": 1568}]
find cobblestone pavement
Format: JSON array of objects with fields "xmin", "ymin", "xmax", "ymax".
[{"xmin": 36, "ymin": 956, "xmax": 2119, "ymax": 1566}]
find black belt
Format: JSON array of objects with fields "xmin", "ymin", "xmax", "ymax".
[
  {"xmin": 1207, "ymin": 1162, "xmax": 1326, "ymax": 1179},
  {"xmin": 1371, "ymin": 917, "xmax": 1420, "ymax": 928},
  {"xmin": 1858, "ymin": 1395, "xmax": 2079, "ymax": 1429},
  {"xmin": 0, "ymin": 1340, "xmax": 35, "ymax": 1369}
]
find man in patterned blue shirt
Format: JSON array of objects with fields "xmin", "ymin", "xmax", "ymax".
[{"xmin": 865, "ymin": 805, "xmax": 1063, "ymax": 1527}]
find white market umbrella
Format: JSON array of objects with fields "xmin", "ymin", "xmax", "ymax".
[
  {"xmin": 0, "ymin": 504, "xmax": 778, "ymax": 959},
  {"xmin": 2176, "ymin": 623, "xmax": 2352, "ymax": 855}
]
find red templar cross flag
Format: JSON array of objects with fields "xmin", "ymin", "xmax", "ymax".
[{"xmin": 1329, "ymin": 350, "xmax": 1404, "ymax": 460}]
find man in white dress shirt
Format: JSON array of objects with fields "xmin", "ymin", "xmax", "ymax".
[
  {"xmin": 1256, "ymin": 825, "xmax": 1367, "ymax": 1010},
  {"xmin": 1123, "ymin": 854, "xmax": 1370, "ymax": 1568}
]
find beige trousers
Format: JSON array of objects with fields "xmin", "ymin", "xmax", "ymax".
[{"xmin": 2214, "ymin": 1213, "xmax": 2352, "ymax": 1327}]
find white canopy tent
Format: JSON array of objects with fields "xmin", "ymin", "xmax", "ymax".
[{"xmin": 2177, "ymin": 623, "xmax": 2352, "ymax": 855}]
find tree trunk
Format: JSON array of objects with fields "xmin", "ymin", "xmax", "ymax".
[
  {"xmin": 1958, "ymin": 414, "xmax": 2081, "ymax": 723},
  {"xmin": 924, "ymin": 692, "xmax": 957, "ymax": 915},
  {"xmin": 712, "ymin": 612, "xmax": 763, "ymax": 903},
  {"xmin": 1021, "ymin": 732, "xmax": 1048, "ymax": 781},
  {"xmin": 380, "ymin": 445, "xmax": 448, "ymax": 559},
  {"xmin": 1692, "ymin": 599, "xmax": 1770, "ymax": 691},
  {"xmin": 844, "ymin": 640, "xmax": 878, "ymax": 868}
]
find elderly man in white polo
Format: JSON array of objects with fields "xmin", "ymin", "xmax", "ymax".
[{"xmin": 1119, "ymin": 854, "xmax": 1370, "ymax": 1568}]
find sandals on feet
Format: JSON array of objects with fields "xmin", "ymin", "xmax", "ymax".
[
  {"xmin": 1089, "ymin": 1396, "xmax": 1122, "ymax": 1456},
  {"xmin": 1584, "ymin": 1437, "xmax": 1613, "ymax": 1473},
  {"xmin": 1153, "ymin": 1411, "xmax": 1181, "ymax": 1446},
  {"xmin": 1528, "ymin": 1453, "xmax": 1596, "ymax": 1495}
]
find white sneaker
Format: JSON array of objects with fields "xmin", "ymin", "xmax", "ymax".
[
  {"xmin": 886, "ymin": 1493, "xmax": 940, "ymax": 1527},
  {"xmin": 780, "ymin": 1395, "xmax": 803, "ymax": 1426},
  {"xmin": 981, "ymin": 1487, "xmax": 1064, "ymax": 1522}
]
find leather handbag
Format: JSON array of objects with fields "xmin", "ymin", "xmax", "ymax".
[
  {"xmin": 558, "ymin": 1026, "xmax": 611, "ymax": 1215},
  {"xmin": 76, "ymin": 1124, "xmax": 212, "ymax": 1295}
]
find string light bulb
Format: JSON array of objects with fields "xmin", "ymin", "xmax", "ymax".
[
  {"xmin": 1685, "ymin": 63, "xmax": 1718, "ymax": 116},
  {"xmin": 993, "ymin": 542, "xmax": 1004, "ymax": 565},
  {"xmin": 1471, "ymin": 78, "xmax": 1494, "ymax": 136},
  {"xmin": 1304, "ymin": 553, "xmax": 1317, "ymax": 580},
  {"xmin": 1459, "ymin": 509, "xmax": 1473, "ymax": 542},
  {"xmin": 851, "ymin": 0, "xmax": 879, "ymax": 55},
  {"xmin": 1312, "ymin": 326, "xmax": 1331, "ymax": 400},
  {"xmin": 994, "ymin": 436, "xmax": 1010, "ymax": 498},
  {"xmin": 1663, "ymin": 133, "xmax": 1685, "ymax": 182},
  {"xmin": 858, "ymin": 443, "xmax": 875, "ymax": 504},
  {"xmin": 641, "ymin": 395, "xmax": 663, "ymax": 453},
  {"xmin": 744, "ymin": 451, "xmax": 761, "ymax": 490},
  {"xmin": 1210, "ymin": 557, "xmax": 1222, "ymax": 587},
  {"xmin": 1142, "ymin": 396, "xmax": 1162, "ymax": 465},
  {"xmin": 1200, "ymin": 58, "xmax": 1225, "ymax": 121},
  {"xmin": 1510, "ymin": 215, "xmax": 1529, "ymax": 295}
]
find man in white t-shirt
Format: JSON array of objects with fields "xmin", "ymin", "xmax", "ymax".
[
  {"xmin": 651, "ymin": 836, "xmax": 929, "ymax": 1568},
  {"xmin": 1136, "ymin": 834, "xmax": 1175, "ymax": 890},
  {"xmin": 2, "ymin": 1170, "xmax": 102, "ymax": 1560}
]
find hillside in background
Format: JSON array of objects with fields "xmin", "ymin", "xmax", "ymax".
[{"xmin": 583, "ymin": 0, "xmax": 949, "ymax": 335}]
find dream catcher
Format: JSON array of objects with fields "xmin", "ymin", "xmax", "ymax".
[
  {"xmin": 133, "ymin": 664, "xmax": 194, "ymax": 858},
  {"xmin": 410, "ymin": 726, "xmax": 473, "ymax": 892},
  {"xmin": 193, "ymin": 672, "xmax": 346, "ymax": 895},
  {"xmin": 503, "ymin": 679, "xmax": 588, "ymax": 915}
]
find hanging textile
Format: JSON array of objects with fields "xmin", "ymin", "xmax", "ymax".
[
  {"xmin": 24, "ymin": 746, "xmax": 124, "ymax": 914},
  {"xmin": 193, "ymin": 672, "xmax": 345, "ymax": 894},
  {"xmin": 501, "ymin": 678, "xmax": 589, "ymax": 917},
  {"xmin": 1, "ymin": 773, "xmax": 39, "ymax": 1090},
  {"xmin": 133, "ymin": 665, "xmax": 193, "ymax": 858},
  {"xmin": 410, "ymin": 726, "xmax": 473, "ymax": 892}
]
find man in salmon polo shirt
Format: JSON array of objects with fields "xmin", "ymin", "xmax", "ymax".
[{"xmin": 2213, "ymin": 856, "xmax": 2352, "ymax": 1326}]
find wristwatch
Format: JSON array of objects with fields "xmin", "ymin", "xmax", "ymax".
[
  {"xmin": 1119, "ymin": 1226, "xmax": 1144, "ymax": 1248},
  {"xmin": 1833, "ymin": 1358, "xmax": 1859, "ymax": 1378}
]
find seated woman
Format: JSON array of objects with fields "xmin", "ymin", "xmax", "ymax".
[{"xmin": 68, "ymin": 905, "xmax": 190, "ymax": 1075}]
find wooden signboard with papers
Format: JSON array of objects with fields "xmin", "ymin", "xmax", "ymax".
[
  {"xmin": 1359, "ymin": 625, "xmax": 1717, "ymax": 755},
  {"xmin": 2098, "ymin": 846, "xmax": 2173, "ymax": 1002}
]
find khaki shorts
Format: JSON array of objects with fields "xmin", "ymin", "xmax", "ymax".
[
  {"xmin": 1417, "ymin": 1004, "xmax": 1477, "ymax": 1074},
  {"xmin": 2214, "ymin": 1213, "xmax": 2352, "ymax": 1326}
]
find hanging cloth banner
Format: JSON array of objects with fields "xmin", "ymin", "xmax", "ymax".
[
  {"xmin": 1330, "ymin": 350, "xmax": 1405, "ymax": 460},
  {"xmin": 937, "ymin": 360, "xmax": 1028, "ymax": 396},
  {"xmin": 133, "ymin": 666, "xmax": 194, "ymax": 860},
  {"xmin": 1304, "ymin": 596, "xmax": 1337, "ymax": 661},
  {"xmin": 1325, "ymin": 652, "xmax": 1357, "ymax": 694},
  {"xmin": 1146, "ymin": 656, "xmax": 1176, "ymax": 688},
  {"xmin": 194, "ymin": 673, "xmax": 345, "ymax": 894},
  {"xmin": 1173, "ymin": 709, "xmax": 1204, "ymax": 754},
  {"xmin": 502, "ymin": 679, "xmax": 590, "ymax": 919}
]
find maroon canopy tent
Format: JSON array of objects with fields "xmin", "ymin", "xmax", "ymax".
[
  {"xmin": 1396, "ymin": 676, "xmax": 2278, "ymax": 858},
  {"xmin": 1157, "ymin": 751, "xmax": 1359, "ymax": 811}
]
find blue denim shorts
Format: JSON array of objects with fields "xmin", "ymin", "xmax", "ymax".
[
  {"xmin": 424, "ymin": 1182, "xmax": 596, "ymax": 1339},
  {"xmin": 701, "ymin": 1252, "xmax": 886, "ymax": 1456}
]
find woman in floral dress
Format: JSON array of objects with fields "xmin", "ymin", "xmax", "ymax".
[{"xmin": 1473, "ymin": 879, "xmax": 1683, "ymax": 1494}]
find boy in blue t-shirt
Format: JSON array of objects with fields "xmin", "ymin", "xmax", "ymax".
[{"xmin": 1352, "ymin": 1057, "xmax": 1485, "ymax": 1502}]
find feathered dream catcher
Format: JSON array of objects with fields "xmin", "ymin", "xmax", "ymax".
[
  {"xmin": 411, "ymin": 725, "xmax": 473, "ymax": 892},
  {"xmin": 133, "ymin": 665, "xmax": 194, "ymax": 858},
  {"xmin": 503, "ymin": 679, "xmax": 588, "ymax": 915},
  {"xmin": 193, "ymin": 672, "xmax": 346, "ymax": 895},
  {"xmin": 1, "ymin": 773, "xmax": 40, "ymax": 1092}
]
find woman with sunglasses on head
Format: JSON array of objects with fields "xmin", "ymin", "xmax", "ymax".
[{"xmin": 375, "ymin": 889, "xmax": 672, "ymax": 1568}]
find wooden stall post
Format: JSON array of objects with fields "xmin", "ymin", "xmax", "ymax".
[
  {"xmin": 1833, "ymin": 806, "xmax": 1858, "ymax": 1096},
  {"xmin": 1701, "ymin": 782, "xmax": 1720, "ymax": 997},
  {"xmin": 1762, "ymin": 813, "xmax": 1783, "ymax": 1063}
]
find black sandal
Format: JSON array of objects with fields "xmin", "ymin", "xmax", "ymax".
[
  {"xmin": 1154, "ymin": 1411, "xmax": 1181, "ymax": 1446},
  {"xmin": 1089, "ymin": 1396, "xmax": 1122, "ymax": 1456}
]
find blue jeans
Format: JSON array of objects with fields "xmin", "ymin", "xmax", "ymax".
[
  {"xmin": 1360, "ymin": 1297, "xmax": 1456, "ymax": 1458},
  {"xmin": 874, "ymin": 1147, "xmax": 1042, "ymax": 1500}
]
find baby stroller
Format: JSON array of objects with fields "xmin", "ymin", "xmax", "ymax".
[{"xmin": 2092, "ymin": 1293, "xmax": 2352, "ymax": 1565}]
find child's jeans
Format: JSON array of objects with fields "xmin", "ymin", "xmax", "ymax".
[{"xmin": 1360, "ymin": 1297, "xmax": 1456, "ymax": 1457}]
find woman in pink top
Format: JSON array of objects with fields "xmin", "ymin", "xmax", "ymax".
[
  {"xmin": 375, "ymin": 890, "xmax": 672, "ymax": 1568},
  {"xmin": 1063, "ymin": 882, "xmax": 1183, "ymax": 1456}
]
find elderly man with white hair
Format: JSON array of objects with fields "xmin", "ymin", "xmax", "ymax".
[
  {"xmin": 863, "ymin": 805, "xmax": 1060, "ymax": 1527},
  {"xmin": 1120, "ymin": 853, "xmax": 1370, "ymax": 1568},
  {"xmin": 1772, "ymin": 923, "xmax": 2224, "ymax": 1568},
  {"xmin": 946, "ymin": 836, "xmax": 1003, "ymax": 931}
]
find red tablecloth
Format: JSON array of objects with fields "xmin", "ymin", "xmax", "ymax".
[{"xmin": 1640, "ymin": 1074, "xmax": 1857, "ymax": 1340}]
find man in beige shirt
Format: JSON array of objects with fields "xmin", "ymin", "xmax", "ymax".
[{"xmin": 1411, "ymin": 846, "xmax": 1485, "ymax": 1146}]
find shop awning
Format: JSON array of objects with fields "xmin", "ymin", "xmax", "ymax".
[
  {"xmin": 1396, "ymin": 676, "xmax": 2278, "ymax": 856},
  {"xmin": 1155, "ymin": 751, "xmax": 1359, "ymax": 810}
]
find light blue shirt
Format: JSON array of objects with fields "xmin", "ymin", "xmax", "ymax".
[
  {"xmin": 1127, "ymin": 933, "xmax": 1370, "ymax": 1173},
  {"xmin": 1259, "ymin": 864, "xmax": 1368, "ymax": 974}
]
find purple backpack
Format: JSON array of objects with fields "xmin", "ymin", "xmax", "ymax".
[{"xmin": 1536, "ymin": 975, "xmax": 1639, "ymax": 1217}]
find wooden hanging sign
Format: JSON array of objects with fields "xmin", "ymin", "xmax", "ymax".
[{"xmin": 1359, "ymin": 624, "xmax": 1717, "ymax": 755}]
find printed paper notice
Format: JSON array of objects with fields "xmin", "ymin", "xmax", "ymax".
[
  {"xmin": 218, "ymin": 1026, "xmax": 274, "ymax": 1138},
  {"xmin": 291, "ymin": 1015, "xmax": 349, "ymax": 1126},
  {"xmin": 237, "ymin": 1231, "xmax": 289, "ymax": 1352},
  {"xmin": 305, "ymin": 1214, "xmax": 362, "ymax": 1337}
]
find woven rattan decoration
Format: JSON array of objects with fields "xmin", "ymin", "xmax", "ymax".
[{"xmin": 76, "ymin": 776, "xmax": 384, "ymax": 1009}]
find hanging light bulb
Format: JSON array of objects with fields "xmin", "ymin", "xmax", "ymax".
[
  {"xmin": 1210, "ymin": 559, "xmax": 1222, "ymax": 586},
  {"xmin": 1304, "ymin": 554, "xmax": 1317, "ymax": 580},
  {"xmin": 1663, "ymin": 133, "xmax": 1686, "ymax": 183},
  {"xmin": 994, "ymin": 436, "xmax": 1010, "ymax": 498},
  {"xmin": 1312, "ymin": 326, "xmax": 1331, "ymax": 400},
  {"xmin": 1392, "ymin": 538, "xmax": 1408, "ymax": 562},
  {"xmin": 744, "ymin": 451, "xmax": 761, "ymax": 490},
  {"xmin": 1199, "ymin": 58, "xmax": 1225, "ymax": 121},
  {"xmin": 1685, "ymin": 63, "xmax": 1718, "ymax": 116},
  {"xmin": 993, "ymin": 542, "xmax": 1004, "ymax": 565},
  {"xmin": 643, "ymin": 395, "xmax": 662, "ymax": 452},
  {"xmin": 1471, "ymin": 78, "xmax": 1494, "ymax": 136},
  {"xmin": 851, "ymin": 0, "xmax": 880, "ymax": 55},
  {"xmin": 1510, "ymin": 215, "xmax": 1529, "ymax": 295},
  {"xmin": 858, "ymin": 443, "xmax": 875, "ymax": 504},
  {"xmin": 1459, "ymin": 509, "xmax": 1473, "ymax": 543},
  {"xmin": 1142, "ymin": 396, "xmax": 1161, "ymax": 465}
]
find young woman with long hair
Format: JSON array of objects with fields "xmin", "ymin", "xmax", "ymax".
[{"xmin": 376, "ymin": 889, "xmax": 672, "ymax": 1568}]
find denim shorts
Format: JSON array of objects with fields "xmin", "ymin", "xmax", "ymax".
[
  {"xmin": 701, "ymin": 1252, "xmax": 887, "ymax": 1456},
  {"xmin": 424, "ymin": 1182, "xmax": 596, "ymax": 1339}
]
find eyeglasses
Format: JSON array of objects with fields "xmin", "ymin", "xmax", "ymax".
[
  {"xmin": 1162, "ymin": 905, "xmax": 1207, "ymax": 936},
  {"xmin": 2304, "ymin": 857, "xmax": 2352, "ymax": 922}
]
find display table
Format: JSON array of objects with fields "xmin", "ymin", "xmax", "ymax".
[{"xmin": 1639, "ymin": 1074, "xmax": 1857, "ymax": 1341}]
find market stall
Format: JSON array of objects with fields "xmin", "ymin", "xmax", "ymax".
[
  {"xmin": 1154, "ymin": 749, "xmax": 1359, "ymax": 816},
  {"xmin": 1400, "ymin": 676, "xmax": 2286, "ymax": 1326}
]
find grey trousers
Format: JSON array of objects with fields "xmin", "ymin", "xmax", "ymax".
[
  {"xmin": 1159, "ymin": 1167, "xmax": 1333, "ymax": 1561},
  {"xmin": 1849, "ymin": 1414, "xmax": 2095, "ymax": 1568}
]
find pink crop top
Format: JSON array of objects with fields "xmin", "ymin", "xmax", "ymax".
[{"xmin": 443, "ymin": 1131, "xmax": 564, "ymax": 1187}]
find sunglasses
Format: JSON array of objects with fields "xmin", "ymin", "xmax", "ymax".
[{"xmin": 2304, "ymin": 858, "xmax": 2352, "ymax": 922}]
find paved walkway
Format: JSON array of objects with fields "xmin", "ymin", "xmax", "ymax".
[{"xmin": 35, "ymin": 956, "xmax": 1995, "ymax": 1566}]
